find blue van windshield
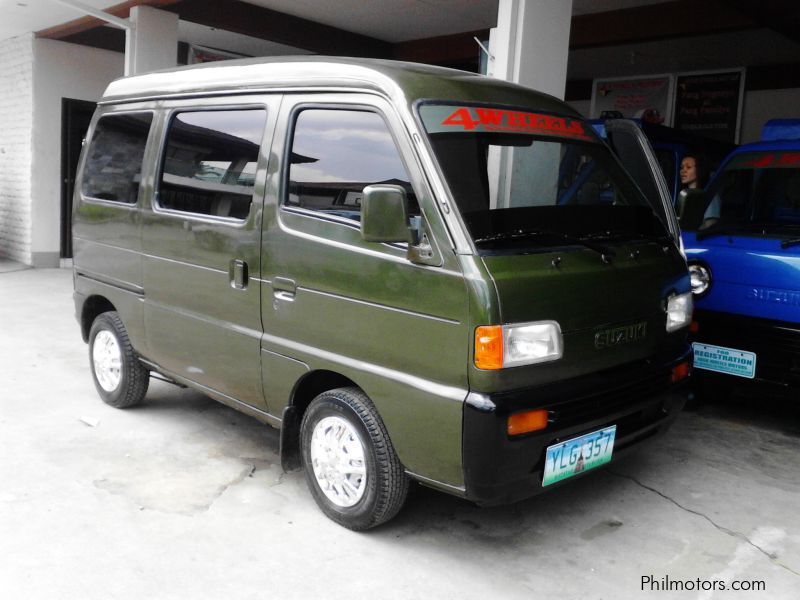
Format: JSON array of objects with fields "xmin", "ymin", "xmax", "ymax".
[
  {"xmin": 697, "ymin": 151, "xmax": 800, "ymax": 236},
  {"xmin": 418, "ymin": 104, "xmax": 669, "ymax": 250}
]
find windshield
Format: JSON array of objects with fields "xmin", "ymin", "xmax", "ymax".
[
  {"xmin": 693, "ymin": 151, "xmax": 800, "ymax": 236},
  {"xmin": 418, "ymin": 104, "xmax": 669, "ymax": 251}
]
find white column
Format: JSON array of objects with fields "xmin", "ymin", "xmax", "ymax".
[
  {"xmin": 128, "ymin": 5, "xmax": 179, "ymax": 75},
  {"xmin": 488, "ymin": 0, "xmax": 573, "ymax": 98},
  {"xmin": 487, "ymin": 0, "xmax": 573, "ymax": 207}
]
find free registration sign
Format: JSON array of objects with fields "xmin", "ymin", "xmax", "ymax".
[{"xmin": 693, "ymin": 342, "xmax": 757, "ymax": 379}]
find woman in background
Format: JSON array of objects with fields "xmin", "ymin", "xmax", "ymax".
[
  {"xmin": 681, "ymin": 153, "xmax": 721, "ymax": 227},
  {"xmin": 680, "ymin": 153, "xmax": 706, "ymax": 190}
]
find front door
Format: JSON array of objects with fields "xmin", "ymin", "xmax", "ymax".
[
  {"xmin": 259, "ymin": 94, "xmax": 469, "ymax": 485},
  {"xmin": 141, "ymin": 95, "xmax": 281, "ymax": 409}
]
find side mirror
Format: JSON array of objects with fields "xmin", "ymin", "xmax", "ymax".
[
  {"xmin": 360, "ymin": 184, "xmax": 410, "ymax": 243},
  {"xmin": 676, "ymin": 188, "xmax": 709, "ymax": 231}
]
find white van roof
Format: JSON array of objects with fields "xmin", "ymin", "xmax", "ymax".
[{"xmin": 99, "ymin": 56, "xmax": 572, "ymax": 118}]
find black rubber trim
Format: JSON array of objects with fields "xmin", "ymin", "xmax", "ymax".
[{"xmin": 462, "ymin": 350, "xmax": 691, "ymax": 506}]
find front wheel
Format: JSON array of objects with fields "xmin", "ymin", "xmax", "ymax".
[
  {"xmin": 300, "ymin": 387, "xmax": 409, "ymax": 530},
  {"xmin": 88, "ymin": 311, "xmax": 149, "ymax": 408}
]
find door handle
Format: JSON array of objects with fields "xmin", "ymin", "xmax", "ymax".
[
  {"xmin": 272, "ymin": 277, "xmax": 297, "ymax": 302},
  {"xmin": 230, "ymin": 259, "xmax": 249, "ymax": 290}
]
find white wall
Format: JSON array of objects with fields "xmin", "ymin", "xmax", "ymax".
[
  {"xmin": 740, "ymin": 87, "xmax": 800, "ymax": 144},
  {"xmin": 30, "ymin": 39, "xmax": 124, "ymax": 266},
  {"xmin": 0, "ymin": 34, "xmax": 34, "ymax": 264}
]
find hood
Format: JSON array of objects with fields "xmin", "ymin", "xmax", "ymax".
[
  {"xmin": 470, "ymin": 242, "xmax": 690, "ymax": 391},
  {"xmin": 686, "ymin": 233, "xmax": 800, "ymax": 323}
]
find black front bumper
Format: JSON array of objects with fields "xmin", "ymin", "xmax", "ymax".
[
  {"xmin": 692, "ymin": 310, "xmax": 800, "ymax": 389},
  {"xmin": 462, "ymin": 354, "xmax": 690, "ymax": 506}
]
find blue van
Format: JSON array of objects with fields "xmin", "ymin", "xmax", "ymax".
[{"xmin": 680, "ymin": 119, "xmax": 800, "ymax": 395}]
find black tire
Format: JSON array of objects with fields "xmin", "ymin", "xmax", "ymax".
[
  {"xmin": 88, "ymin": 311, "xmax": 149, "ymax": 408},
  {"xmin": 300, "ymin": 387, "xmax": 409, "ymax": 530}
]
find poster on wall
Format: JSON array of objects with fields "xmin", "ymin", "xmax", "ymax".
[
  {"xmin": 673, "ymin": 69, "xmax": 745, "ymax": 143},
  {"xmin": 590, "ymin": 75, "xmax": 674, "ymax": 125}
]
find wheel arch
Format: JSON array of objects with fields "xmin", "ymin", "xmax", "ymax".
[
  {"xmin": 80, "ymin": 295, "xmax": 117, "ymax": 343},
  {"xmin": 279, "ymin": 369, "xmax": 359, "ymax": 472}
]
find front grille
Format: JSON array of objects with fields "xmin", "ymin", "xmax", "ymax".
[
  {"xmin": 543, "ymin": 371, "xmax": 671, "ymax": 428},
  {"xmin": 694, "ymin": 311, "xmax": 800, "ymax": 384}
]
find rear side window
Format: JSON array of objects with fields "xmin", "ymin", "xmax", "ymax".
[
  {"xmin": 285, "ymin": 108, "xmax": 418, "ymax": 222},
  {"xmin": 81, "ymin": 112, "xmax": 153, "ymax": 204},
  {"xmin": 158, "ymin": 109, "xmax": 267, "ymax": 220}
]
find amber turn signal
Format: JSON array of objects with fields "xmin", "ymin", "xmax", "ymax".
[
  {"xmin": 474, "ymin": 325, "xmax": 503, "ymax": 370},
  {"xmin": 689, "ymin": 320, "xmax": 699, "ymax": 333},
  {"xmin": 507, "ymin": 409, "xmax": 549, "ymax": 436},
  {"xmin": 671, "ymin": 361, "xmax": 690, "ymax": 383}
]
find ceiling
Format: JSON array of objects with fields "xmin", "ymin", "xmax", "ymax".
[
  {"xmin": 2, "ymin": 0, "xmax": 666, "ymax": 43},
  {"xmin": 4, "ymin": 0, "xmax": 800, "ymax": 91}
]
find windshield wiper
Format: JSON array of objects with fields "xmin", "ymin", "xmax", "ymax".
[
  {"xmin": 781, "ymin": 237, "xmax": 800, "ymax": 249},
  {"xmin": 695, "ymin": 222, "xmax": 800, "ymax": 246},
  {"xmin": 694, "ymin": 222, "xmax": 748, "ymax": 241},
  {"xmin": 585, "ymin": 231, "xmax": 672, "ymax": 245},
  {"xmin": 474, "ymin": 228, "xmax": 616, "ymax": 261}
]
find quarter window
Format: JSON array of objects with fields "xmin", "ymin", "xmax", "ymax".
[
  {"xmin": 285, "ymin": 109, "xmax": 418, "ymax": 221},
  {"xmin": 158, "ymin": 109, "xmax": 267, "ymax": 220},
  {"xmin": 81, "ymin": 113, "xmax": 153, "ymax": 204}
]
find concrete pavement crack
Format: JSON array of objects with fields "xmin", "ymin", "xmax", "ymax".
[
  {"xmin": 607, "ymin": 469, "xmax": 800, "ymax": 578},
  {"xmin": 204, "ymin": 463, "xmax": 256, "ymax": 511}
]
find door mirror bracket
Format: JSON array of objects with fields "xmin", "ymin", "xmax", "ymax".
[
  {"xmin": 361, "ymin": 185, "xmax": 441, "ymax": 266},
  {"xmin": 361, "ymin": 184, "xmax": 411, "ymax": 243}
]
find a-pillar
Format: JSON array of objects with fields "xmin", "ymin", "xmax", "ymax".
[
  {"xmin": 487, "ymin": 0, "xmax": 573, "ymax": 207},
  {"xmin": 127, "ymin": 5, "xmax": 179, "ymax": 75}
]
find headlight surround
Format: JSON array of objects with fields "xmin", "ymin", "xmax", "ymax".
[
  {"xmin": 688, "ymin": 262, "xmax": 712, "ymax": 296},
  {"xmin": 666, "ymin": 292, "xmax": 693, "ymax": 332},
  {"xmin": 504, "ymin": 321, "xmax": 563, "ymax": 367},
  {"xmin": 475, "ymin": 321, "xmax": 563, "ymax": 369}
]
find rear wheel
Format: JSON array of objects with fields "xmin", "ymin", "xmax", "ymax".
[
  {"xmin": 300, "ymin": 387, "xmax": 409, "ymax": 530},
  {"xmin": 88, "ymin": 311, "xmax": 149, "ymax": 408}
]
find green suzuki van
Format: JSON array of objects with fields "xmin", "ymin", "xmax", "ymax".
[{"xmin": 73, "ymin": 57, "xmax": 692, "ymax": 530}]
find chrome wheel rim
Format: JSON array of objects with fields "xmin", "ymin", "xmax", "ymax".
[
  {"xmin": 93, "ymin": 330, "xmax": 122, "ymax": 392},
  {"xmin": 310, "ymin": 416, "xmax": 367, "ymax": 507}
]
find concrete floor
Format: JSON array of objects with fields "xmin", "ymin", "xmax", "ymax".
[{"xmin": 1, "ymin": 265, "xmax": 799, "ymax": 599}]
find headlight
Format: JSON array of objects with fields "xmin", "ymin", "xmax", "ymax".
[
  {"xmin": 688, "ymin": 262, "xmax": 712, "ymax": 296},
  {"xmin": 475, "ymin": 321, "xmax": 563, "ymax": 369},
  {"xmin": 666, "ymin": 292, "xmax": 693, "ymax": 332}
]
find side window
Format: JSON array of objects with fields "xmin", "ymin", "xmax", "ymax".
[
  {"xmin": 81, "ymin": 112, "xmax": 153, "ymax": 204},
  {"xmin": 285, "ymin": 108, "xmax": 418, "ymax": 222},
  {"xmin": 158, "ymin": 109, "xmax": 267, "ymax": 220}
]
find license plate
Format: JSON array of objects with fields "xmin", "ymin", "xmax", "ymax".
[
  {"xmin": 693, "ymin": 342, "xmax": 756, "ymax": 379},
  {"xmin": 543, "ymin": 425, "xmax": 616, "ymax": 487}
]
